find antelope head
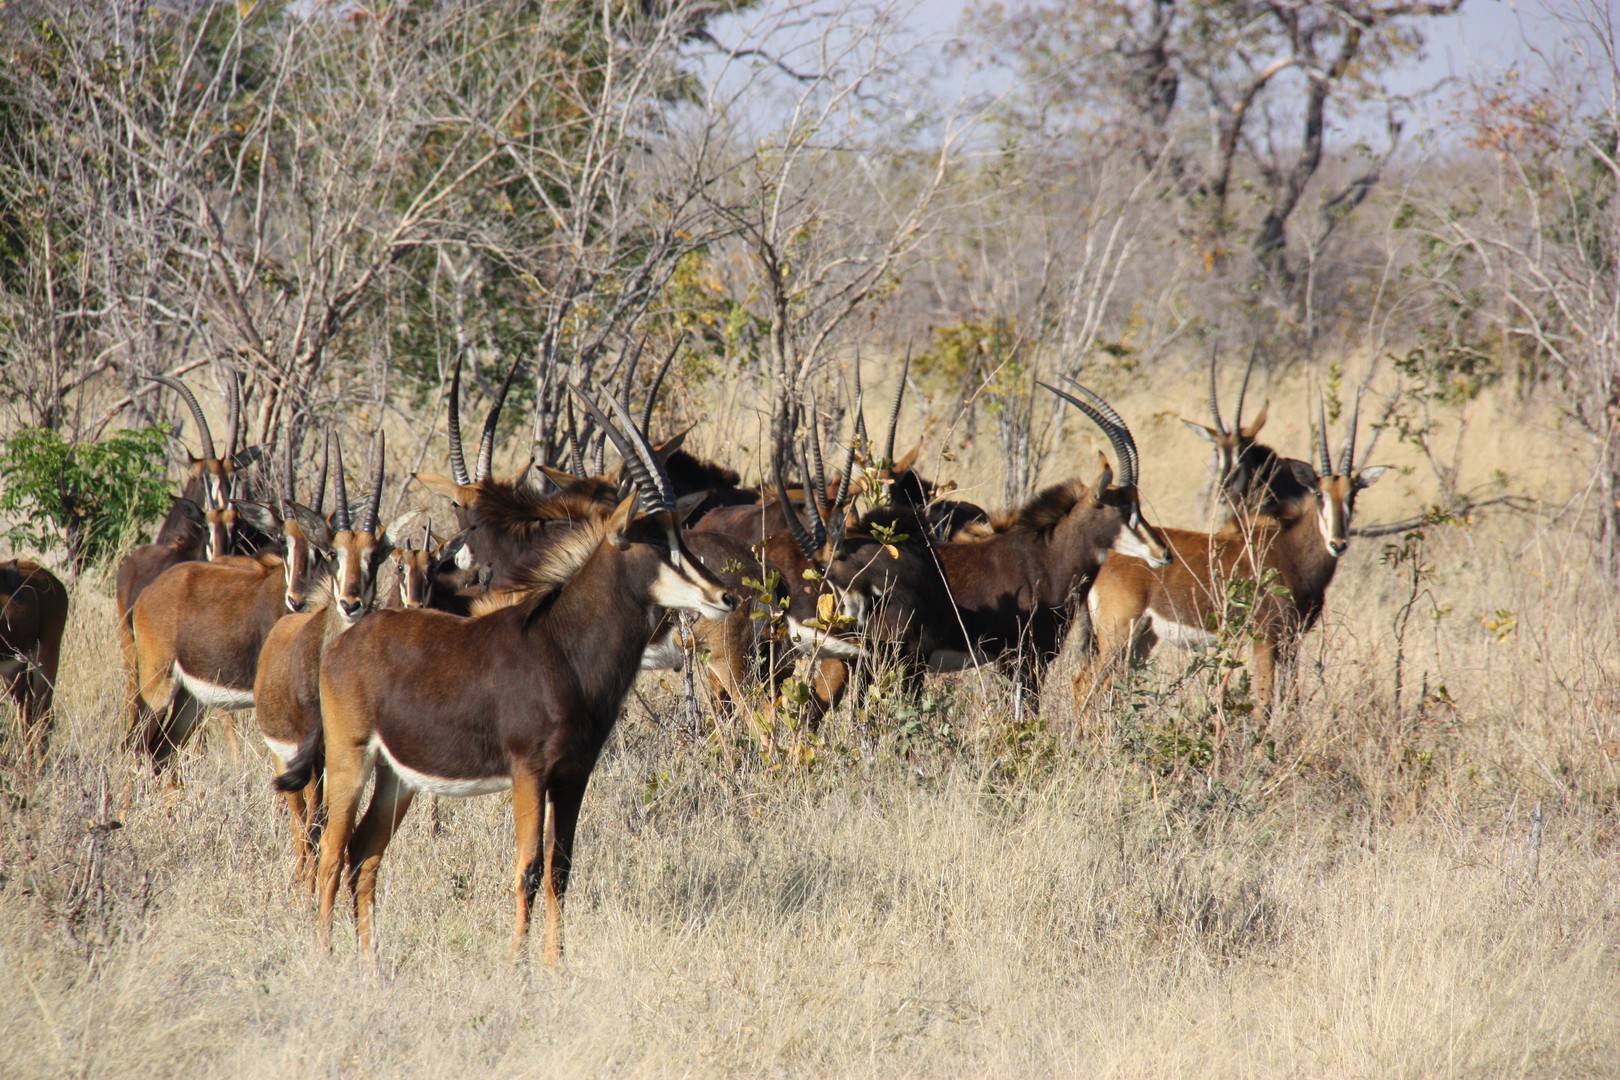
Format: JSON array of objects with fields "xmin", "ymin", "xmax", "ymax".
[
  {"xmin": 150, "ymin": 371, "xmax": 265, "ymax": 527},
  {"xmin": 1304, "ymin": 388, "xmax": 1389, "ymax": 558},
  {"xmin": 571, "ymin": 386, "xmax": 737, "ymax": 621},
  {"xmin": 414, "ymin": 349, "xmax": 523, "ymax": 522},
  {"xmin": 1182, "ymin": 347, "xmax": 1275, "ymax": 510},
  {"xmin": 1041, "ymin": 379, "xmax": 1171, "ymax": 568},
  {"xmin": 329, "ymin": 432, "xmax": 414, "ymax": 626},
  {"xmin": 390, "ymin": 521, "xmax": 473, "ymax": 609}
]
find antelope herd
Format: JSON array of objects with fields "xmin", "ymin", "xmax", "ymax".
[{"xmin": 0, "ymin": 350, "xmax": 1395, "ymax": 965}]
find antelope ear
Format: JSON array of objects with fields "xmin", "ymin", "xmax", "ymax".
[
  {"xmin": 607, "ymin": 493, "xmax": 637, "ymax": 549},
  {"xmin": 379, "ymin": 508, "xmax": 425, "ymax": 551},
  {"xmin": 232, "ymin": 499, "xmax": 282, "ymax": 535},
  {"xmin": 231, "ymin": 445, "xmax": 266, "ymax": 470},
  {"xmin": 891, "ymin": 442, "xmax": 921, "ymax": 475},
  {"xmin": 287, "ymin": 502, "xmax": 335, "ymax": 549},
  {"xmin": 653, "ymin": 429, "xmax": 688, "ymax": 459},
  {"xmin": 172, "ymin": 497, "xmax": 206, "ymax": 525},
  {"xmin": 1288, "ymin": 459, "xmax": 1320, "ymax": 489},
  {"xmin": 1090, "ymin": 451, "xmax": 1114, "ymax": 504},
  {"xmin": 413, "ymin": 472, "xmax": 466, "ymax": 504},
  {"xmin": 1354, "ymin": 465, "xmax": 1389, "ymax": 490},
  {"xmin": 501, "ymin": 456, "xmax": 534, "ymax": 487},
  {"xmin": 538, "ymin": 464, "xmax": 578, "ymax": 490},
  {"xmin": 1181, "ymin": 419, "xmax": 1219, "ymax": 443},
  {"xmin": 436, "ymin": 528, "xmax": 473, "ymax": 567},
  {"xmin": 1239, "ymin": 401, "xmax": 1270, "ymax": 438},
  {"xmin": 673, "ymin": 490, "xmax": 708, "ymax": 525}
]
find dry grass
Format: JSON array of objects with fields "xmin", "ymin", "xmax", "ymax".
[{"xmin": 3, "ymin": 368, "xmax": 1618, "ymax": 1078}]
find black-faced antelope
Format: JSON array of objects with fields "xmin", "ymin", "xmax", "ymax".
[
  {"xmin": 1077, "ymin": 392, "xmax": 1388, "ymax": 717},
  {"xmin": 281, "ymin": 393, "xmax": 737, "ymax": 965},
  {"xmin": 1, "ymin": 559, "xmax": 69, "ymax": 754},
  {"xmin": 127, "ymin": 438, "xmax": 345, "ymax": 768},
  {"xmin": 826, "ymin": 382, "xmax": 1169, "ymax": 704},
  {"xmin": 1180, "ymin": 348, "xmax": 1309, "ymax": 522},
  {"xmin": 386, "ymin": 521, "xmax": 475, "ymax": 613},
  {"xmin": 115, "ymin": 374, "xmax": 270, "ymax": 729},
  {"xmin": 253, "ymin": 436, "xmax": 412, "ymax": 885}
]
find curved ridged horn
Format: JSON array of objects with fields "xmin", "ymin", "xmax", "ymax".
[
  {"xmin": 1234, "ymin": 347, "xmax": 1258, "ymax": 434},
  {"xmin": 361, "ymin": 431, "xmax": 385, "ymax": 537},
  {"xmin": 807, "ymin": 390, "xmax": 827, "ymax": 513},
  {"xmin": 641, "ymin": 337, "xmax": 681, "ymax": 437},
  {"xmin": 799, "ymin": 447, "xmax": 827, "ymax": 550},
  {"xmin": 853, "ymin": 349, "xmax": 869, "ymax": 449},
  {"xmin": 447, "ymin": 350, "xmax": 470, "ymax": 486},
  {"xmin": 775, "ymin": 461, "xmax": 820, "ymax": 560},
  {"xmin": 831, "ymin": 389, "xmax": 863, "ymax": 510},
  {"xmin": 1043, "ymin": 380, "xmax": 1141, "ymax": 489},
  {"xmin": 1314, "ymin": 387, "xmax": 1333, "ymax": 478},
  {"xmin": 224, "ymin": 366, "xmax": 242, "ymax": 460},
  {"xmin": 477, "ymin": 356, "xmax": 522, "ymax": 482},
  {"xmin": 1339, "ymin": 387, "xmax": 1362, "ymax": 476},
  {"xmin": 569, "ymin": 387, "xmax": 674, "ymax": 512},
  {"xmin": 562, "ymin": 398, "xmax": 586, "ymax": 479},
  {"xmin": 284, "ymin": 427, "xmax": 298, "ymax": 505},
  {"xmin": 421, "ymin": 518, "xmax": 433, "ymax": 557},
  {"xmin": 331, "ymin": 436, "xmax": 352, "ymax": 533},
  {"xmin": 1207, "ymin": 347, "xmax": 1227, "ymax": 435},
  {"xmin": 884, "ymin": 346, "xmax": 910, "ymax": 467},
  {"xmin": 313, "ymin": 433, "xmax": 330, "ymax": 516},
  {"xmin": 149, "ymin": 374, "xmax": 216, "ymax": 460}
]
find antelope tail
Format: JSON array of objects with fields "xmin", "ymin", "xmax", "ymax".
[{"xmin": 273, "ymin": 724, "xmax": 325, "ymax": 793}]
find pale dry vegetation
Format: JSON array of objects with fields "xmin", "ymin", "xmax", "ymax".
[{"xmin": 4, "ymin": 367, "xmax": 1617, "ymax": 1079}]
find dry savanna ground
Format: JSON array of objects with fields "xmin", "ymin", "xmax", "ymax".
[{"xmin": 3, "ymin": 365, "xmax": 1618, "ymax": 1077}]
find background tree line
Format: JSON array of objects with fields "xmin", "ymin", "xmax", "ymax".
[{"xmin": 0, "ymin": 0, "xmax": 1614, "ymax": 577}]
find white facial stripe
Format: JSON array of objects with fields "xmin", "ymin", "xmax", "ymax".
[
  {"xmin": 785, "ymin": 618, "xmax": 865, "ymax": 659},
  {"xmin": 649, "ymin": 562, "xmax": 731, "ymax": 619}
]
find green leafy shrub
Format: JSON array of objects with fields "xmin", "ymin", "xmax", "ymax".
[{"xmin": 0, "ymin": 425, "xmax": 173, "ymax": 572}]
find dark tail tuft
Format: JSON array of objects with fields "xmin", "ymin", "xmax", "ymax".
[{"xmin": 273, "ymin": 724, "xmax": 325, "ymax": 792}]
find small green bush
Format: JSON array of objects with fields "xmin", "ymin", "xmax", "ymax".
[{"xmin": 0, "ymin": 425, "xmax": 173, "ymax": 572}]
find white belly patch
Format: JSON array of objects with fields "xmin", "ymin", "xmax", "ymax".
[
  {"xmin": 372, "ymin": 736, "xmax": 511, "ymax": 798},
  {"xmin": 1147, "ymin": 609, "xmax": 1218, "ymax": 650},
  {"xmin": 174, "ymin": 662, "xmax": 255, "ymax": 711}
]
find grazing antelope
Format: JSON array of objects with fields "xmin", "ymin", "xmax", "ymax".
[
  {"xmin": 127, "ymin": 438, "xmax": 348, "ymax": 768},
  {"xmin": 1078, "ymin": 392, "xmax": 1388, "ymax": 717},
  {"xmin": 1180, "ymin": 348, "xmax": 1309, "ymax": 522},
  {"xmin": 1, "ymin": 559, "xmax": 69, "ymax": 753},
  {"xmin": 115, "ymin": 374, "xmax": 270, "ymax": 726},
  {"xmin": 283, "ymin": 393, "xmax": 736, "ymax": 965},
  {"xmin": 253, "ymin": 437, "xmax": 411, "ymax": 884},
  {"xmin": 826, "ymin": 381, "xmax": 1169, "ymax": 703}
]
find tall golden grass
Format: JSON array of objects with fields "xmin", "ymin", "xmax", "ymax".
[{"xmin": 2, "ymin": 365, "xmax": 1617, "ymax": 1077}]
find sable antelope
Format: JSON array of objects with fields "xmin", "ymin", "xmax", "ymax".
[
  {"xmin": 826, "ymin": 381, "xmax": 1169, "ymax": 703},
  {"xmin": 127, "ymin": 438, "xmax": 350, "ymax": 768},
  {"xmin": 387, "ymin": 521, "xmax": 476, "ymax": 613},
  {"xmin": 1, "ymin": 559, "xmax": 69, "ymax": 753},
  {"xmin": 1078, "ymin": 392, "xmax": 1387, "ymax": 716},
  {"xmin": 282, "ymin": 392, "xmax": 736, "ymax": 964},
  {"xmin": 253, "ymin": 438, "xmax": 412, "ymax": 884},
  {"xmin": 115, "ymin": 374, "xmax": 270, "ymax": 725},
  {"xmin": 1181, "ymin": 348, "xmax": 1309, "ymax": 521},
  {"xmin": 854, "ymin": 351, "xmax": 988, "ymax": 541}
]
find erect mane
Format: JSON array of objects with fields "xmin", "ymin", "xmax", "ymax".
[
  {"xmin": 470, "ymin": 513, "xmax": 612, "ymax": 618},
  {"xmin": 664, "ymin": 449, "xmax": 742, "ymax": 491},
  {"xmin": 473, "ymin": 483, "xmax": 603, "ymax": 539},
  {"xmin": 963, "ymin": 479, "xmax": 1093, "ymax": 537}
]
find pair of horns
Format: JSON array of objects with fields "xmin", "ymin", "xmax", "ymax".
[
  {"xmin": 1207, "ymin": 347, "xmax": 1258, "ymax": 436},
  {"xmin": 329, "ymin": 431, "xmax": 387, "ymax": 535},
  {"xmin": 1039, "ymin": 378, "xmax": 1141, "ymax": 489},
  {"xmin": 569, "ymin": 385, "xmax": 677, "ymax": 515},
  {"xmin": 779, "ymin": 392, "xmax": 862, "ymax": 561},
  {"xmin": 150, "ymin": 367, "xmax": 244, "ymax": 462},
  {"xmin": 284, "ymin": 431, "xmax": 330, "ymax": 517},
  {"xmin": 446, "ymin": 349, "xmax": 519, "ymax": 487},
  {"xmin": 1313, "ymin": 385, "xmax": 1363, "ymax": 478},
  {"xmin": 851, "ymin": 346, "xmax": 910, "ymax": 469}
]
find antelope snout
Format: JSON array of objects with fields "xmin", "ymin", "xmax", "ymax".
[
  {"xmin": 339, "ymin": 597, "xmax": 364, "ymax": 621},
  {"xmin": 1328, "ymin": 539, "xmax": 1348, "ymax": 558},
  {"xmin": 720, "ymin": 591, "xmax": 739, "ymax": 611}
]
